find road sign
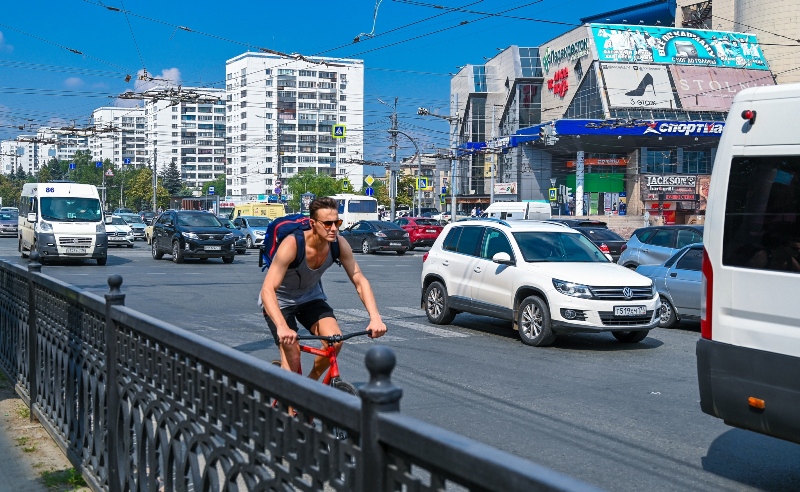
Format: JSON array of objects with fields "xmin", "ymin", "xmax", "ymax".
[
  {"xmin": 275, "ymin": 180, "xmax": 282, "ymax": 187},
  {"xmin": 123, "ymin": 158, "xmax": 131, "ymax": 165},
  {"xmin": 549, "ymin": 188, "xmax": 557, "ymax": 201},
  {"xmin": 105, "ymin": 169, "xmax": 114, "ymax": 177},
  {"xmin": 416, "ymin": 177, "xmax": 428, "ymax": 190},
  {"xmin": 364, "ymin": 187, "xmax": 374, "ymax": 197},
  {"xmin": 208, "ymin": 186, "xmax": 215, "ymax": 195},
  {"xmin": 342, "ymin": 179, "xmax": 350, "ymax": 191},
  {"xmin": 364, "ymin": 174, "xmax": 374, "ymax": 186},
  {"xmin": 96, "ymin": 161, "xmax": 103, "ymax": 168},
  {"xmin": 440, "ymin": 194, "xmax": 446, "ymax": 204},
  {"xmin": 69, "ymin": 162, "xmax": 76, "ymax": 170},
  {"xmin": 332, "ymin": 124, "xmax": 346, "ymax": 138},
  {"xmin": 441, "ymin": 186, "xmax": 447, "ymax": 194}
]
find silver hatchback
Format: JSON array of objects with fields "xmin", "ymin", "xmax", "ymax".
[{"xmin": 617, "ymin": 225, "xmax": 703, "ymax": 269}]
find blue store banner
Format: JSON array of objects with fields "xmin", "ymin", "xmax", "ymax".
[{"xmin": 591, "ymin": 24, "xmax": 768, "ymax": 71}]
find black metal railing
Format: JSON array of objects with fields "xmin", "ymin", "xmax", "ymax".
[{"xmin": 0, "ymin": 254, "xmax": 601, "ymax": 492}]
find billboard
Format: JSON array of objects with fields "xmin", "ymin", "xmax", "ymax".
[
  {"xmin": 600, "ymin": 63, "xmax": 677, "ymax": 109},
  {"xmin": 592, "ymin": 24, "xmax": 769, "ymax": 70},
  {"xmin": 670, "ymin": 66, "xmax": 776, "ymax": 111}
]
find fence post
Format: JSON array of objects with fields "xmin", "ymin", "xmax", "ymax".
[
  {"xmin": 26, "ymin": 252, "xmax": 41, "ymax": 423},
  {"xmin": 359, "ymin": 346, "xmax": 403, "ymax": 491},
  {"xmin": 104, "ymin": 274, "xmax": 125, "ymax": 490}
]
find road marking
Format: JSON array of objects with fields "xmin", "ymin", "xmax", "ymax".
[
  {"xmin": 386, "ymin": 306, "xmax": 424, "ymax": 316},
  {"xmin": 337, "ymin": 308, "xmax": 468, "ymax": 338},
  {"xmin": 146, "ymin": 272, "xmax": 167, "ymax": 275}
]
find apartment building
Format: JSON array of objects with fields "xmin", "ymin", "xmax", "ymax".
[
  {"xmin": 90, "ymin": 107, "xmax": 147, "ymax": 168},
  {"xmin": 225, "ymin": 52, "xmax": 364, "ymax": 199},
  {"xmin": 143, "ymin": 87, "xmax": 226, "ymax": 189},
  {"xmin": 1, "ymin": 129, "xmax": 84, "ymax": 175}
]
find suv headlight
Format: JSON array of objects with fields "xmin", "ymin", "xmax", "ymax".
[
  {"xmin": 651, "ymin": 282, "xmax": 657, "ymax": 298},
  {"xmin": 95, "ymin": 222, "xmax": 105, "ymax": 233},
  {"xmin": 37, "ymin": 221, "xmax": 53, "ymax": 233},
  {"xmin": 552, "ymin": 279, "xmax": 593, "ymax": 299},
  {"xmin": 183, "ymin": 232, "xmax": 199, "ymax": 240},
  {"xmin": 224, "ymin": 233, "xmax": 234, "ymax": 240}
]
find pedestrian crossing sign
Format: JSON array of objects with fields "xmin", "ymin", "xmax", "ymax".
[
  {"xmin": 549, "ymin": 188, "xmax": 557, "ymax": 201},
  {"xmin": 342, "ymin": 179, "xmax": 350, "ymax": 191},
  {"xmin": 333, "ymin": 124, "xmax": 346, "ymax": 138},
  {"xmin": 416, "ymin": 177, "xmax": 429, "ymax": 190}
]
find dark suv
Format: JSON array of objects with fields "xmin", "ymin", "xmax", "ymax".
[
  {"xmin": 546, "ymin": 219, "xmax": 627, "ymax": 262},
  {"xmin": 151, "ymin": 210, "xmax": 236, "ymax": 263}
]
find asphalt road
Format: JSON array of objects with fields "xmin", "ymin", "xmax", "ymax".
[{"xmin": 2, "ymin": 237, "xmax": 799, "ymax": 491}]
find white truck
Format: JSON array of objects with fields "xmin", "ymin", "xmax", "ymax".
[{"xmin": 18, "ymin": 182, "xmax": 108, "ymax": 265}]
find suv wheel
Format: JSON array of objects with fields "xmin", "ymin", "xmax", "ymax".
[
  {"xmin": 151, "ymin": 240, "xmax": 163, "ymax": 260},
  {"xmin": 172, "ymin": 241, "xmax": 184, "ymax": 264},
  {"xmin": 424, "ymin": 281, "xmax": 456, "ymax": 325},
  {"xmin": 518, "ymin": 296, "xmax": 556, "ymax": 347},
  {"xmin": 612, "ymin": 330, "xmax": 648, "ymax": 343}
]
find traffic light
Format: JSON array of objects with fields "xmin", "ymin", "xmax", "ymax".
[{"xmin": 407, "ymin": 186, "xmax": 414, "ymax": 197}]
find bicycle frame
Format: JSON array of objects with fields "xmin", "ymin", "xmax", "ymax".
[{"xmin": 287, "ymin": 330, "xmax": 371, "ymax": 384}]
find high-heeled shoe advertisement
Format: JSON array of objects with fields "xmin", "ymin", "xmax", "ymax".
[{"xmin": 600, "ymin": 62, "xmax": 676, "ymax": 109}]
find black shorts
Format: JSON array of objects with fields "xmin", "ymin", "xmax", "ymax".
[{"xmin": 262, "ymin": 299, "xmax": 336, "ymax": 344}]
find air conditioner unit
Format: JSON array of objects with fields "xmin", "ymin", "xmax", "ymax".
[{"xmin": 469, "ymin": 189, "xmax": 476, "ymax": 194}]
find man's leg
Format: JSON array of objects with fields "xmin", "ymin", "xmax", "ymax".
[
  {"xmin": 263, "ymin": 308, "xmax": 301, "ymax": 373},
  {"xmin": 307, "ymin": 317, "xmax": 342, "ymax": 381}
]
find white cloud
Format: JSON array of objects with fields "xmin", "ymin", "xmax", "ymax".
[
  {"xmin": 0, "ymin": 32, "xmax": 14, "ymax": 53},
  {"xmin": 64, "ymin": 77, "xmax": 84, "ymax": 89},
  {"xmin": 135, "ymin": 67, "xmax": 182, "ymax": 92}
]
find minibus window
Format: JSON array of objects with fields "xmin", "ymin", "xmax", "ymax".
[{"xmin": 723, "ymin": 156, "xmax": 800, "ymax": 273}]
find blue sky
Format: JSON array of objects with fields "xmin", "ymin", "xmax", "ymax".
[{"xmin": 0, "ymin": 0, "xmax": 642, "ymax": 161}]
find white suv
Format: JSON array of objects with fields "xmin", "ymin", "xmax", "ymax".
[{"xmin": 421, "ymin": 219, "xmax": 660, "ymax": 346}]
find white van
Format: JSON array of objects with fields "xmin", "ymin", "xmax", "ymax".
[
  {"xmin": 18, "ymin": 183, "xmax": 108, "ymax": 265},
  {"xmin": 697, "ymin": 84, "xmax": 800, "ymax": 444},
  {"xmin": 483, "ymin": 201, "xmax": 552, "ymax": 221}
]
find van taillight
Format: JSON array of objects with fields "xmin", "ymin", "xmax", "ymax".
[{"xmin": 701, "ymin": 247, "xmax": 713, "ymax": 339}]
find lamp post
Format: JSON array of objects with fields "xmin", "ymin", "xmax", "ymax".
[
  {"xmin": 417, "ymin": 107, "xmax": 460, "ymax": 220},
  {"xmin": 390, "ymin": 129, "xmax": 421, "ymax": 214},
  {"xmin": 378, "ymin": 98, "xmax": 399, "ymax": 220}
]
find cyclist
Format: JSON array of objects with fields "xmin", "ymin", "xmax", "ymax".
[{"xmin": 260, "ymin": 197, "xmax": 387, "ymax": 379}]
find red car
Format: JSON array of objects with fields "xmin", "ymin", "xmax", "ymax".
[{"xmin": 393, "ymin": 217, "xmax": 443, "ymax": 250}]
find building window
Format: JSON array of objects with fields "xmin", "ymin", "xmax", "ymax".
[
  {"xmin": 278, "ymin": 69, "xmax": 295, "ymax": 76},
  {"xmin": 339, "ymin": 106, "xmax": 346, "ymax": 111},
  {"xmin": 340, "ymin": 95, "xmax": 346, "ymax": 101},
  {"xmin": 339, "ymin": 116, "xmax": 347, "ymax": 122}
]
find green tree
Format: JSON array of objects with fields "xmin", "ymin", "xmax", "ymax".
[
  {"xmin": 286, "ymin": 170, "xmax": 339, "ymax": 211},
  {"xmin": 13, "ymin": 166, "xmax": 27, "ymax": 183},
  {"xmin": 0, "ymin": 174, "xmax": 22, "ymax": 208},
  {"xmin": 395, "ymin": 174, "xmax": 416, "ymax": 208},
  {"xmin": 45, "ymin": 158, "xmax": 66, "ymax": 181},
  {"xmin": 35, "ymin": 166, "xmax": 53, "ymax": 183},
  {"xmin": 70, "ymin": 150, "xmax": 103, "ymax": 186},
  {"xmin": 160, "ymin": 159, "xmax": 183, "ymax": 195},
  {"xmin": 125, "ymin": 167, "xmax": 169, "ymax": 211},
  {"xmin": 200, "ymin": 174, "xmax": 226, "ymax": 197}
]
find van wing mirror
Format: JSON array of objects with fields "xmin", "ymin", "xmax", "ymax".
[
  {"xmin": 27, "ymin": 212, "xmax": 37, "ymax": 222},
  {"xmin": 105, "ymin": 216, "xmax": 113, "ymax": 224},
  {"xmin": 492, "ymin": 252, "xmax": 514, "ymax": 265}
]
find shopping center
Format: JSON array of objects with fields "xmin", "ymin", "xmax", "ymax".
[{"xmin": 448, "ymin": 1, "xmax": 776, "ymax": 223}]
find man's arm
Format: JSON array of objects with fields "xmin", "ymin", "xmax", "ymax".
[
  {"xmin": 337, "ymin": 237, "xmax": 387, "ymax": 338},
  {"xmin": 260, "ymin": 236, "xmax": 299, "ymax": 345}
]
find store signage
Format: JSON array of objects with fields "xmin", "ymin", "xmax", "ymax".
[
  {"xmin": 547, "ymin": 68, "xmax": 570, "ymax": 98},
  {"xmin": 670, "ymin": 66, "xmax": 775, "ymax": 111},
  {"xmin": 486, "ymin": 136, "xmax": 511, "ymax": 149},
  {"xmin": 600, "ymin": 63, "xmax": 676, "ymax": 109},
  {"xmin": 592, "ymin": 24, "xmax": 769, "ymax": 70},
  {"xmin": 494, "ymin": 182, "xmax": 517, "ymax": 195},
  {"xmin": 642, "ymin": 121, "xmax": 724, "ymax": 136},
  {"xmin": 645, "ymin": 175, "xmax": 697, "ymax": 192},
  {"xmin": 566, "ymin": 157, "xmax": 628, "ymax": 167},
  {"xmin": 542, "ymin": 38, "xmax": 590, "ymax": 74}
]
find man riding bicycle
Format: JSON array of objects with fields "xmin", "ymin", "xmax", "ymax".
[{"xmin": 260, "ymin": 197, "xmax": 387, "ymax": 378}]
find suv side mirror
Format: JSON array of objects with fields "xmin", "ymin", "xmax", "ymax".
[
  {"xmin": 492, "ymin": 252, "xmax": 514, "ymax": 265},
  {"xmin": 105, "ymin": 216, "xmax": 113, "ymax": 224},
  {"xmin": 27, "ymin": 212, "xmax": 37, "ymax": 222}
]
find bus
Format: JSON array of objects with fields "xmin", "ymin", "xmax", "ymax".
[{"xmin": 328, "ymin": 194, "xmax": 379, "ymax": 229}]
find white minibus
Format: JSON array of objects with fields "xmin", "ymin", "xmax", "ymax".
[
  {"xmin": 697, "ymin": 84, "xmax": 800, "ymax": 444},
  {"xmin": 18, "ymin": 183, "xmax": 108, "ymax": 265},
  {"xmin": 327, "ymin": 194, "xmax": 379, "ymax": 229},
  {"xmin": 483, "ymin": 201, "xmax": 552, "ymax": 221}
]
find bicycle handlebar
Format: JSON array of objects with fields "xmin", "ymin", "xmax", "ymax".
[{"xmin": 297, "ymin": 330, "xmax": 372, "ymax": 343}]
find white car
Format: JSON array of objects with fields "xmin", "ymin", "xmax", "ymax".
[
  {"xmin": 105, "ymin": 215, "xmax": 135, "ymax": 248},
  {"xmin": 420, "ymin": 218, "xmax": 660, "ymax": 346}
]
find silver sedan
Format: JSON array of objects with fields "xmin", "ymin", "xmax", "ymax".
[{"xmin": 635, "ymin": 243, "xmax": 703, "ymax": 328}]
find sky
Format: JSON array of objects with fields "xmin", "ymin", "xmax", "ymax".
[{"xmin": 0, "ymin": 0, "xmax": 644, "ymax": 162}]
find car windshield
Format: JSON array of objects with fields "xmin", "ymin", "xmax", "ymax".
[
  {"xmin": 247, "ymin": 218, "xmax": 272, "ymax": 227},
  {"xmin": 177, "ymin": 214, "xmax": 222, "ymax": 227},
  {"xmin": 0, "ymin": 212, "xmax": 17, "ymax": 221},
  {"xmin": 109, "ymin": 217, "xmax": 127, "ymax": 226},
  {"xmin": 41, "ymin": 197, "xmax": 102, "ymax": 222},
  {"xmin": 218, "ymin": 218, "xmax": 235, "ymax": 228},
  {"xmin": 375, "ymin": 222, "xmax": 404, "ymax": 230},
  {"xmin": 512, "ymin": 231, "xmax": 609, "ymax": 263},
  {"xmin": 580, "ymin": 228, "xmax": 624, "ymax": 241},
  {"xmin": 120, "ymin": 215, "xmax": 144, "ymax": 224}
]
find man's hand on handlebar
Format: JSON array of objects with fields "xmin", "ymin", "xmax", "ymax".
[
  {"xmin": 367, "ymin": 319, "xmax": 387, "ymax": 339},
  {"xmin": 277, "ymin": 325, "xmax": 298, "ymax": 346}
]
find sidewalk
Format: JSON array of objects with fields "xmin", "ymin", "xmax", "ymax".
[{"xmin": 0, "ymin": 373, "xmax": 90, "ymax": 491}]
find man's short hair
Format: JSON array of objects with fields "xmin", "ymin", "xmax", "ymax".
[{"xmin": 310, "ymin": 197, "xmax": 338, "ymax": 219}]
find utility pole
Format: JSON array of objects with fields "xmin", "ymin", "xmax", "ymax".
[
  {"xmin": 152, "ymin": 148, "xmax": 158, "ymax": 212},
  {"xmin": 490, "ymin": 105, "xmax": 496, "ymax": 207},
  {"xmin": 381, "ymin": 98, "xmax": 399, "ymax": 220}
]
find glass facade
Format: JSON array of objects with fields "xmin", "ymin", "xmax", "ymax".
[
  {"xmin": 519, "ymin": 48, "xmax": 542, "ymax": 77},
  {"xmin": 472, "ymin": 66, "xmax": 487, "ymax": 92}
]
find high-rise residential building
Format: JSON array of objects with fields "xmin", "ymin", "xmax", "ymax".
[
  {"xmin": 225, "ymin": 52, "xmax": 364, "ymax": 200},
  {"xmin": 1, "ymin": 129, "xmax": 86, "ymax": 175},
  {"xmin": 143, "ymin": 87, "xmax": 227, "ymax": 189},
  {"xmin": 90, "ymin": 107, "xmax": 147, "ymax": 168}
]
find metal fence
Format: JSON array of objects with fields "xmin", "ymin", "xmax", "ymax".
[{"xmin": 0, "ymin": 254, "xmax": 600, "ymax": 492}]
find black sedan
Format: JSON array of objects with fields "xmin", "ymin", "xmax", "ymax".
[
  {"xmin": 340, "ymin": 220, "xmax": 410, "ymax": 255},
  {"xmin": 546, "ymin": 219, "xmax": 627, "ymax": 262},
  {"xmin": 218, "ymin": 216, "xmax": 247, "ymax": 254}
]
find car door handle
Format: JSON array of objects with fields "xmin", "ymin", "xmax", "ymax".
[
  {"xmin": 474, "ymin": 266, "xmax": 481, "ymax": 273},
  {"xmin": 642, "ymin": 248, "xmax": 650, "ymax": 253},
  {"xmin": 669, "ymin": 272, "xmax": 677, "ymax": 277},
  {"xmin": 442, "ymin": 260, "xmax": 449, "ymax": 266}
]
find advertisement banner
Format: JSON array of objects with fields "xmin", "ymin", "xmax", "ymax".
[
  {"xmin": 494, "ymin": 182, "xmax": 517, "ymax": 195},
  {"xmin": 697, "ymin": 175, "xmax": 711, "ymax": 211},
  {"xmin": 592, "ymin": 24, "xmax": 768, "ymax": 70},
  {"xmin": 670, "ymin": 66, "xmax": 776, "ymax": 111},
  {"xmin": 600, "ymin": 63, "xmax": 677, "ymax": 109},
  {"xmin": 645, "ymin": 174, "xmax": 697, "ymax": 191},
  {"xmin": 566, "ymin": 157, "xmax": 628, "ymax": 167}
]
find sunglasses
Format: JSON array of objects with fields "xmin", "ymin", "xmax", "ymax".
[{"xmin": 317, "ymin": 219, "xmax": 343, "ymax": 230}]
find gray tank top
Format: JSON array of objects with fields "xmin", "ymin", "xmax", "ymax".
[{"xmin": 272, "ymin": 240, "xmax": 336, "ymax": 308}]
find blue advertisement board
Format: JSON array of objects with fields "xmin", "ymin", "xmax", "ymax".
[{"xmin": 591, "ymin": 24, "xmax": 768, "ymax": 71}]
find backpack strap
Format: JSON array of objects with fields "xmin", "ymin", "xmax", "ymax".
[
  {"xmin": 331, "ymin": 237, "xmax": 341, "ymax": 266},
  {"xmin": 289, "ymin": 230, "xmax": 306, "ymax": 270}
]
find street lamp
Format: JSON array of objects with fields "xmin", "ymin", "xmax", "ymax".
[
  {"xmin": 390, "ymin": 129, "xmax": 421, "ymax": 214},
  {"xmin": 418, "ymin": 107, "xmax": 459, "ymax": 219}
]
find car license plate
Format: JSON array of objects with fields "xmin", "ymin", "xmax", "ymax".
[
  {"xmin": 426, "ymin": 229, "xmax": 436, "ymax": 233},
  {"xmin": 205, "ymin": 245, "xmax": 221, "ymax": 251},
  {"xmin": 65, "ymin": 247, "xmax": 86, "ymax": 254},
  {"xmin": 614, "ymin": 306, "xmax": 646, "ymax": 316},
  {"xmin": 390, "ymin": 242, "xmax": 400, "ymax": 246}
]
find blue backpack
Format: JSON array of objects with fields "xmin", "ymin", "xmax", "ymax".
[{"xmin": 259, "ymin": 214, "xmax": 340, "ymax": 272}]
